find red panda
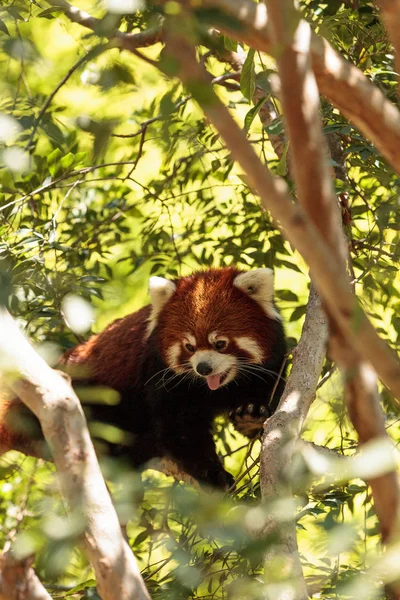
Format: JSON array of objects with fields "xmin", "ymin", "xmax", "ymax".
[{"xmin": 1, "ymin": 267, "xmax": 286, "ymax": 489}]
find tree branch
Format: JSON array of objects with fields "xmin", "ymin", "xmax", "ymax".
[
  {"xmin": 0, "ymin": 551, "xmax": 52, "ymax": 600},
  {"xmin": 0, "ymin": 310, "xmax": 151, "ymax": 600},
  {"xmin": 195, "ymin": 0, "xmax": 400, "ymax": 176},
  {"xmin": 163, "ymin": 20, "xmax": 400, "ymax": 405},
  {"xmin": 50, "ymin": 0, "xmax": 163, "ymax": 50},
  {"xmin": 52, "ymin": 0, "xmax": 400, "ymax": 176},
  {"xmin": 268, "ymin": 0, "xmax": 400, "ymax": 554},
  {"xmin": 267, "ymin": 2, "xmax": 347, "ymax": 263},
  {"xmin": 260, "ymin": 286, "xmax": 327, "ymax": 598},
  {"xmin": 326, "ymin": 133, "xmax": 400, "ymax": 551},
  {"xmin": 310, "ymin": 33, "xmax": 400, "ymax": 174},
  {"xmin": 330, "ymin": 335, "xmax": 400, "ymax": 544}
]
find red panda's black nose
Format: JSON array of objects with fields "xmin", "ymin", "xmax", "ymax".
[{"xmin": 196, "ymin": 362, "xmax": 213, "ymax": 376}]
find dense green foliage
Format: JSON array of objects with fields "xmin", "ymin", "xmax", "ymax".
[{"xmin": 0, "ymin": 1, "xmax": 399, "ymax": 598}]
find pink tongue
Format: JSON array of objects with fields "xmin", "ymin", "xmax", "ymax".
[{"xmin": 207, "ymin": 374, "xmax": 222, "ymax": 390}]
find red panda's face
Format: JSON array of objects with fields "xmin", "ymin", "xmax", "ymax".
[
  {"xmin": 165, "ymin": 329, "xmax": 264, "ymax": 389},
  {"xmin": 148, "ymin": 268, "xmax": 281, "ymax": 391}
]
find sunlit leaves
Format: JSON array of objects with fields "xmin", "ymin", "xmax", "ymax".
[
  {"xmin": 244, "ymin": 95, "xmax": 267, "ymax": 133},
  {"xmin": 240, "ymin": 48, "xmax": 255, "ymax": 101},
  {"xmin": 0, "ymin": 0, "xmax": 399, "ymax": 597}
]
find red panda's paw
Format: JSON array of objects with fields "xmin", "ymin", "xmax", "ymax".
[{"xmin": 229, "ymin": 404, "xmax": 270, "ymax": 439}]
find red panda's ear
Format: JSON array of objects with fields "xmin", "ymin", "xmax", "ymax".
[
  {"xmin": 233, "ymin": 268, "xmax": 281, "ymax": 320},
  {"xmin": 147, "ymin": 277, "xmax": 176, "ymax": 333}
]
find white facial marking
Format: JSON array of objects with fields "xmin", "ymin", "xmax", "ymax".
[
  {"xmin": 190, "ymin": 350, "xmax": 237, "ymax": 385},
  {"xmin": 146, "ymin": 276, "xmax": 176, "ymax": 337},
  {"xmin": 184, "ymin": 333, "xmax": 196, "ymax": 347},
  {"xmin": 208, "ymin": 331, "xmax": 229, "ymax": 345},
  {"xmin": 166, "ymin": 342, "xmax": 183, "ymax": 372},
  {"xmin": 233, "ymin": 268, "xmax": 281, "ymax": 321},
  {"xmin": 234, "ymin": 336, "xmax": 264, "ymax": 363}
]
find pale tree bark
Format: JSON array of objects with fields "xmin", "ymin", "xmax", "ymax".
[
  {"xmin": 0, "ymin": 551, "xmax": 52, "ymax": 600},
  {"xmin": 268, "ymin": 0, "xmax": 400, "ymax": 554},
  {"xmin": 330, "ymin": 335, "xmax": 400, "ymax": 542},
  {"xmin": 0, "ymin": 310, "xmax": 151, "ymax": 600},
  {"xmin": 260, "ymin": 288, "xmax": 327, "ymax": 600},
  {"xmin": 266, "ymin": 2, "xmax": 347, "ymax": 262}
]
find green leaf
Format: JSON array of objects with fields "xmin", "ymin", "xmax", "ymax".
[
  {"xmin": 264, "ymin": 117, "xmax": 285, "ymax": 135},
  {"xmin": 73, "ymin": 151, "xmax": 87, "ymax": 166},
  {"xmin": 47, "ymin": 147, "xmax": 62, "ymax": 176},
  {"xmin": 66, "ymin": 579, "xmax": 97, "ymax": 596},
  {"xmin": 276, "ymin": 142, "xmax": 288, "ymax": 176},
  {"xmin": 278, "ymin": 259, "xmax": 303, "ymax": 273},
  {"xmin": 240, "ymin": 48, "xmax": 255, "ymax": 101},
  {"xmin": 290, "ymin": 305, "xmax": 307, "ymax": 321},
  {"xmin": 0, "ymin": 19, "xmax": 10, "ymax": 35},
  {"xmin": 38, "ymin": 7, "xmax": 65, "ymax": 18},
  {"xmin": 133, "ymin": 529, "xmax": 149, "ymax": 546},
  {"xmin": 60, "ymin": 152, "xmax": 74, "ymax": 170},
  {"xmin": 159, "ymin": 92, "xmax": 176, "ymax": 117},
  {"xmin": 276, "ymin": 290, "xmax": 298, "ymax": 302},
  {"xmin": 223, "ymin": 36, "xmax": 237, "ymax": 52},
  {"xmin": 244, "ymin": 95, "xmax": 266, "ymax": 132}
]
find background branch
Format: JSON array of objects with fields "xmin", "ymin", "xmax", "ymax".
[
  {"xmin": 195, "ymin": 0, "xmax": 400, "ymax": 175},
  {"xmin": 50, "ymin": 0, "xmax": 163, "ymax": 50},
  {"xmin": 52, "ymin": 0, "xmax": 400, "ymax": 176}
]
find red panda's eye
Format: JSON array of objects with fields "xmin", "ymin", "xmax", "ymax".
[
  {"xmin": 185, "ymin": 343, "xmax": 195, "ymax": 353},
  {"xmin": 214, "ymin": 340, "xmax": 227, "ymax": 351}
]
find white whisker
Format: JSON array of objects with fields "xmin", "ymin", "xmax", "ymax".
[
  {"xmin": 236, "ymin": 367, "xmax": 273, "ymax": 385},
  {"xmin": 145, "ymin": 367, "xmax": 173, "ymax": 387}
]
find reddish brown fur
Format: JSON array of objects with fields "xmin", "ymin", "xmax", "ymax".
[
  {"xmin": 0, "ymin": 394, "xmax": 43, "ymax": 457},
  {"xmin": 62, "ymin": 305, "xmax": 151, "ymax": 391},
  {"xmin": 0, "ymin": 268, "xmax": 286, "ymax": 488},
  {"xmin": 158, "ymin": 268, "xmax": 277, "ymax": 365}
]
